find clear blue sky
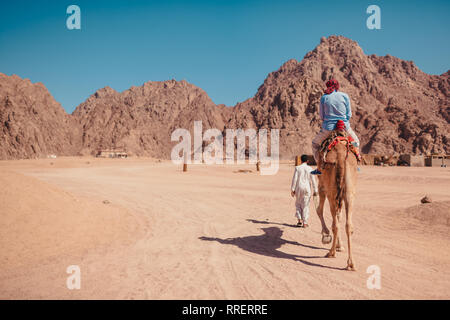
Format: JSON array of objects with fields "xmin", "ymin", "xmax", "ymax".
[{"xmin": 0, "ymin": 0, "xmax": 449, "ymax": 113}]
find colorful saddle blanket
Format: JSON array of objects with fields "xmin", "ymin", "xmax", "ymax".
[{"xmin": 319, "ymin": 130, "xmax": 361, "ymax": 163}]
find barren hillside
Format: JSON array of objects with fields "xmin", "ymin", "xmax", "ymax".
[
  {"xmin": 226, "ymin": 36, "xmax": 449, "ymax": 158},
  {"xmin": 0, "ymin": 74, "xmax": 81, "ymax": 159},
  {"xmin": 1, "ymin": 36, "xmax": 448, "ymax": 160},
  {"xmin": 72, "ymin": 80, "xmax": 231, "ymax": 158}
]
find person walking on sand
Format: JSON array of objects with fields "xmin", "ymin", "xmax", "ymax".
[{"xmin": 291, "ymin": 155, "xmax": 318, "ymax": 228}]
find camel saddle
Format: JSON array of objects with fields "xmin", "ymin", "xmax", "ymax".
[{"xmin": 319, "ymin": 130, "xmax": 361, "ymax": 165}]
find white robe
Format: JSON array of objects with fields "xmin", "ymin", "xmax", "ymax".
[{"xmin": 291, "ymin": 163, "xmax": 318, "ymax": 223}]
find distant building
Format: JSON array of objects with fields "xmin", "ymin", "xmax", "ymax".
[
  {"xmin": 96, "ymin": 150, "xmax": 128, "ymax": 158},
  {"xmin": 399, "ymin": 154, "xmax": 424, "ymax": 167},
  {"xmin": 425, "ymin": 154, "xmax": 449, "ymax": 167},
  {"xmin": 359, "ymin": 153, "xmax": 449, "ymax": 167}
]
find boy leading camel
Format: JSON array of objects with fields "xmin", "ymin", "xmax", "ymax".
[{"xmin": 291, "ymin": 154, "xmax": 318, "ymax": 228}]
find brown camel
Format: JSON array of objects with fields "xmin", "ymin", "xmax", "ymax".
[{"xmin": 315, "ymin": 136, "xmax": 358, "ymax": 271}]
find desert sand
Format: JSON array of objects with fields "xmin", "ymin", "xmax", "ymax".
[{"xmin": 0, "ymin": 157, "xmax": 449, "ymax": 299}]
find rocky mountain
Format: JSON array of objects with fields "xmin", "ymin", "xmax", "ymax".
[
  {"xmin": 1, "ymin": 35, "xmax": 448, "ymax": 160},
  {"xmin": 226, "ymin": 36, "xmax": 449, "ymax": 158},
  {"xmin": 72, "ymin": 80, "xmax": 231, "ymax": 158},
  {"xmin": 0, "ymin": 73, "xmax": 81, "ymax": 160}
]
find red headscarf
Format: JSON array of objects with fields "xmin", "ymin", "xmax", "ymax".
[{"xmin": 324, "ymin": 79, "xmax": 340, "ymax": 94}]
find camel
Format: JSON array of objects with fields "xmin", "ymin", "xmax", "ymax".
[{"xmin": 315, "ymin": 133, "xmax": 358, "ymax": 271}]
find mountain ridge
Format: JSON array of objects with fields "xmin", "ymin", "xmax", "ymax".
[{"xmin": 1, "ymin": 35, "xmax": 448, "ymax": 160}]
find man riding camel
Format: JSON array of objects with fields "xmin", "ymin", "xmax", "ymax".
[{"xmin": 311, "ymin": 79, "xmax": 360, "ymax": 175}]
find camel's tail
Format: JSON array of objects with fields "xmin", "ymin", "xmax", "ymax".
[{"xmin": 335, "ymin": 145, "xmax": 347, "ymax": 211}]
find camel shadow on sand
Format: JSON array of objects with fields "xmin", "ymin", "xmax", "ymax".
[
  {"xmin": 199, "ymin": 226, "xmax": 345, "ymax": 271},
  {"xmin": 246, "ymin": 218, "xmax": 298, "ymax": 229}
]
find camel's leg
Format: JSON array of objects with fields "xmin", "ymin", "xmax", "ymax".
[
  {"xmin": 317, "ymin": 183, "xmax": 331, "ymax": 244},
  {"xmin": 336, "ymin": 209, "xmax": 344, "ymax": 252},
  {"xmin": 344, "ymin": 195, "xmax": 356, "ymax": 271},
  {"xmin": 325, "ymin": 201, "xmax": 338, "ymax": 258}
]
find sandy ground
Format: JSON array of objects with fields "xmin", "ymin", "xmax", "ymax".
[{"xmin": 0, "ymin": 157, "xmax": 449, "ymax": 299}]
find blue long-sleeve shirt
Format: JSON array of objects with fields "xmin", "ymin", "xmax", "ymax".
[{"xmin": 319, "ymin": 91, "xmax": 352, "ymax": 131}]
